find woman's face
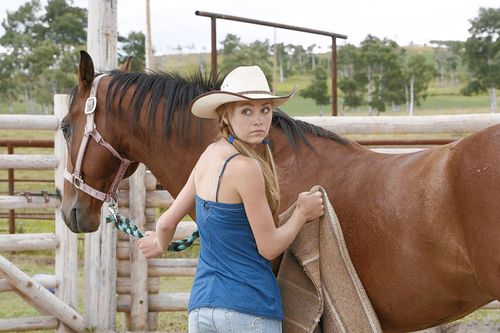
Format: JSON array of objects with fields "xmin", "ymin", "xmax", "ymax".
[{"xmin": 226, "ymin": 100, "xmax": 273, "ymax": 145}]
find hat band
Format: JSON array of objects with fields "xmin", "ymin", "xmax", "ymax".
[{"xmin": 233, "ymin": 90, "xmax": 274, "ymax": 95}]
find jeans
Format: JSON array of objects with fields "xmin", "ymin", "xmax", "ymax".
[{"xmin": 188, "ymin": 307, "xmax": 282, "ymax": 333}]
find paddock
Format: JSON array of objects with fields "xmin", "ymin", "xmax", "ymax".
[{"xmin": 0, "ymin": 101, "xmax": 499, "ymax": 331}]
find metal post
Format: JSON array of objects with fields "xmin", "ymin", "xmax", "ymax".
[
  {"xmin": 331, "ymin": 37, "xmax": 337, "ymax": 116},
  {"xmin": 7, "ymin": 143, "xmax": 15, "ymax": 234},
  {"xmin": 210, "ymin": 17, "xmax": 217, "ymax": 79},
  {"xmin": 195, "ymin": 11, "xmax": 347, "ymax": 115}
]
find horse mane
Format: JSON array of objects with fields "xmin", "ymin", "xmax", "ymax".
[
  {"xmin": 70, "ymin": 69, "xmax": 350, "ymax": 149},
  {"xmin": 272, "ymin": 108, "xmax": 350, "ymax": 150},
  {"xmin": 104, "ymin": 69, "xmax": 223, "ymax": 143}
]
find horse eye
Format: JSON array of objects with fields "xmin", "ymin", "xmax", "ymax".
[{"xmin": 61, "ymin": 123, "xmax": 71, "ymax": 141}]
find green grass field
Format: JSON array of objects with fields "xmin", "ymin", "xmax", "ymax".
[{"xmin": 1, "ymin": 68, "xmax": 499, "ymax": 331}]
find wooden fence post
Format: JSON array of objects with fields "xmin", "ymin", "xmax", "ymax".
[
  {"xmin": 54, "ymin": 94, "xmax": 79, "ymax": 333},
  {"xmin": 85, "ymin": 0, "xmax": 118, "ymax": 330},
  {"xmin": 126, "ymin": 164, "xmax": 149, "ymax": 330}
]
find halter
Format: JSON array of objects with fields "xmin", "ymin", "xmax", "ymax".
[{"xmin": 64, "ymin": 74, "xmax": 133, "ymax": 206}]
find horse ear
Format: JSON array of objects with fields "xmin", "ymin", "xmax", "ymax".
[
  {"xmin": 119, "ymin": 56, "xmax": 133, "ymax": 72},
  {"xmin": 78, "ymin": 50, "xmax": 95, "ymax": 89}
]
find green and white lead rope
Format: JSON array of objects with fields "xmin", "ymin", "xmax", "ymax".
[{"xmin": 105, "ymin": 209, "xmax": 199, "ymax": 252}]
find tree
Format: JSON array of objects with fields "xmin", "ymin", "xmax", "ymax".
[
  {"xmin": 462, "ymin": 7, "xmax": 500, "ymax": 113},
  {"xmin": 338, "ymin": 44, "xmax": 365, "ymax": 112},
  {"xmin": 404, "ymin": 54, "xmax": 435, "ymax": 115},
  {"xmin": 220, "ymin": 34, "xmax": 273, "ymax": 87},
  {"xmin": 359, "ymin": 35, "xmax": 405, "ymax": 115},
  {"xmin": 0, "ymin": 0, "xmax": 86, "ymax": 113},
  {"xmin": 300, "ymin": 66, "xmax": 330, "ymax": 114},
  {"xmin": 430, "ymin": 40, "xmax": 465, "ymax": 87},
  {"xmin": 118, "ymin": 31, "xmax": 146, "ymax": 71}
]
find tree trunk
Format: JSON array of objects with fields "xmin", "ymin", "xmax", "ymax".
[
  {"xmin": 367, "ymin": 66, "xmax": 372, "ymax": 116},
  {"xmin": 23, "ymin": 88, "xmax": 31, "ymax": 114},
  {"xmin": 279, "ymin": 61, "xmax": 284, "ymax": 83},
  {"xmin": 490, "ymin": 86, "xmax": 497, "ymax": 113},
  {"xmin": 405, "ymin": 84, "xmax": 409, "ymax": 114},
  {"xmin": 440, "ymin": 63, "xmax": 446, "ymax": 87},
  {"xmin": 409, "ymin": 75, "xmax": 415, "ymax": 116}
]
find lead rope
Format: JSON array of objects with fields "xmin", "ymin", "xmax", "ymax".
[{"xmin": 105, "ymin": 205, "xmax": 199, "ymax": 252}]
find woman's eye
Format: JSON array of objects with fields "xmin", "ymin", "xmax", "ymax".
[
  {"xmin": 262, "ymin": 107, "xmax": 271, "ymax": 113},
  {"xmin": 242, "ymin": 109, "xmax": 252, "ymax": 115}
]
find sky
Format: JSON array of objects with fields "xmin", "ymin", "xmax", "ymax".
[{"xmin": 0, "ymin": 0, "xmax": 498, "ymax": 54}]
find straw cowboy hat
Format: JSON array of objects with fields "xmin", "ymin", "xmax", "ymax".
[{"xmin": 190, "ymin": 65, "xmax": 296, "ymax": 119}]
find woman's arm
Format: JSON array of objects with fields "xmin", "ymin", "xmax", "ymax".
[
  {"xmin": 139, "ymin": 168, "xmax": 197, "ymax": 258},
  {"xmin": 155, "ymin": 168, "xmax": 197, "ymax": 250},
  {"xmin": 236, "ymin": 159, "xmax": 323, "ymax": 260}
]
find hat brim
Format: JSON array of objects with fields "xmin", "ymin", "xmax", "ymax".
[{"xmin": 190, "ymin": 88, "xmax": 296, "ymax": 119}]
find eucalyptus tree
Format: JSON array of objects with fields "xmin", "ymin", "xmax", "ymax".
[
  {"xmin": 359, "ymin": 35, "xmax": 405, "ymax": 115},
  {"xmin": 404, "ymin": 54, "xmax": 435, "ymax": 115},
  {"xmin": 0, "ymin": 0, "xmax": 86, "ymax": 113},
  {"xmin": 300, "ymin": 66, "xmax": 330, "ymax": 115},
  {"xmin": 462, "ymin": 7, "xmax": 499, "ymax": 113}
]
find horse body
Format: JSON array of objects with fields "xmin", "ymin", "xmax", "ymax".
[
  {"xmin": 272, "ymin": 130, "xmax": 498, "ymax": 330},
  {"xmin": 61, "ymin": 52, "xmax": 499, "ymax": 332}
]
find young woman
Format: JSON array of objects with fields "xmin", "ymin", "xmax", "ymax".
[{"xmin": 139, "ymin": 65, "xmax": 324, "ymax": 333}]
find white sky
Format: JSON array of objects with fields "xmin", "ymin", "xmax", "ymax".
[{"xmin": 0, "ymin": 0, "xmax": 498, "ymax": 54}]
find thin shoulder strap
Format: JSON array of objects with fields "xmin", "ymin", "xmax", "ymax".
[{"xmin": 215, "ymin": 153, "xmax": 241, "ymax": 202}]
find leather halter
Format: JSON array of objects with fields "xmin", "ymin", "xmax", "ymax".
[{"xmin": 64, "ymin": 74, "xmax": 133, "ymax": 205}]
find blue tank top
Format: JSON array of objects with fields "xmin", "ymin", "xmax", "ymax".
[{"xmin": 188, "ymin": 153, "xmax": 283, "ymax": 320}]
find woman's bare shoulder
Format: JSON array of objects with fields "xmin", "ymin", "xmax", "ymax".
[{"xmin": 230, "ymin": 155, "xmax": 262, "ymax": 177}]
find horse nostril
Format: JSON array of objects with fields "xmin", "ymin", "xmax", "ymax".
[{"xmin": 70, "ymin": 208, "xmax": 79, "ymax": 233}]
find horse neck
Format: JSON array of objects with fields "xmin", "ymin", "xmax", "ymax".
[
  {"xmin": 270, "ymin": 128, "xmax": 368, "ymax": 209},
  {"xmin": 120, "ymin": 111, "xmax": 216, "ymax": 198}
]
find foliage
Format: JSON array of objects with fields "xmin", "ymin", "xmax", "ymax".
[
  {"xmin": 0, "ymin": 0, "xmax": 86, "ymax": 113},
  {"xmin": 220, "ymin": 34, "xmax": 274, "ymax": 87},
  {"xmin": 404, "ymin": 53, "xmax": 435, "ymax": 106},
  {"xmin": 118, "ymin": 31, "xmax": 146, "ymax": 72},
  {"xmin": 300, "ymin": 66, "xmax": 330, "ymax": 108},
  {"xmin": 461, "ymin": 7, "xmax": 500, "ymax": 96}
]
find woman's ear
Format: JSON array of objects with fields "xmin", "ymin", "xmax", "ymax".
[{"xmin": 222, "ymin": 117, "xmax": 229, "ymax": 125}]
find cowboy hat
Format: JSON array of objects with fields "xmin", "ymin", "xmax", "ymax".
[{"xmin": 190, "ymin": 65, "xmax": 296, "ymax": 119}]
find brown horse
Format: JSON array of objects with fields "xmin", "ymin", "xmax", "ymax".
[{"xmin": 60, "ymin": 51, "xmax": 500, "ymax": 332}]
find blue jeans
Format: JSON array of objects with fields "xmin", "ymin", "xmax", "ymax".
[{"xmin": 188, "ymin": 307, "xmax": 282, "ymax": 333}]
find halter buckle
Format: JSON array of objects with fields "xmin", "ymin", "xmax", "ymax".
[
  {"xmin": 85, "ymin": 97, "xmax": 97, "ymax": 114},
  {"xmin": 73, "ymin": 175, "xmax": 83, "ymax": 188}
]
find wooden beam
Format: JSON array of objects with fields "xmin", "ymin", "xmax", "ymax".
[
  {"xmin": 0, "ymin": 155, "xmax": 58, "ymax": 169},
  {"xmin": 0, "ymin": 196, "xmax": 60, "ymax": 209},
  {"xmin": 0, "ymin": 233, "xmax": 59, "ymax": 252},
  {"xmin": 118, "ymin": 259, "xmax": 197, "ymax": 277},
  {"xmin": 0, "ymin": 316, "xmax": 58, "ymax": 332},
  {"xmin": 0, "ymin": 255, "xmax": 84, "ymax": 332},
  {"xmin": 117, "ymin": 292, "xmax": 190, "ymax": 312},
  {"xmin": 0, "ymin": 274, "xmax": 57, "ymax": 292},
  {"xmin": 118, "ymin": 190, "xmax": 173, "ymax": 208},
  {"xmin": 294, "ymin": 113, "xmax": 500, "ymax": 134},
  {"xmin": 0, "ymin": 115, "xmax": 58, "ymax": 130}
]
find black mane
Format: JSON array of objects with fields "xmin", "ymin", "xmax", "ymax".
[{"xmin": 74, "ymin": 69, "xmax": 351, "ymax": 149}]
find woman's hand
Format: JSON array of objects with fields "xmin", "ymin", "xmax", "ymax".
[
  {"xmin": 138, "ymin": 231, "xmax": 164, "ymax": 258},
  {"xmin": 295, "ymin": 191, "xmax": 325, "ymax": 223}
]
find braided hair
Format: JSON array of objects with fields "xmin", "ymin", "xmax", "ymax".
[{"xmin": 215, "ymin": 103, "xmax": 281, "ymax": 216}]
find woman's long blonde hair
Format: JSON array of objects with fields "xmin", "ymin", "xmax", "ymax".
[{"xmin": 216, "ymin": 103, "xmax": 280, "ymax": 216}]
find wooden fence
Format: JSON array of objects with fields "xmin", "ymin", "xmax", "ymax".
[{"xmin": 0, "ymin": 98, "xmax": 499, "ymax": 331}]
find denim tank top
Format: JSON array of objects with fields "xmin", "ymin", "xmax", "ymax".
[{"xmin": 188, "ymin": 153, "xmax": 284, "ymax": 320}]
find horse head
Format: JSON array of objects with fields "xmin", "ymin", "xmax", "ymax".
[{"xmin": 60, "ymin": 51, "xmax": 139, "ymax": 233}]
